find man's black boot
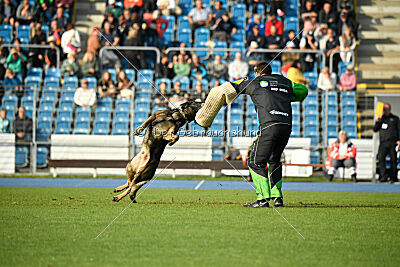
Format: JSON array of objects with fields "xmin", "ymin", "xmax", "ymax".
[
  {"xmin": 351, "ymin": 174, "xmax": 357, "ymax": 183},
  {"xmin": 273, "ymin": 197, "xmax": 284, "ymax": 207}
]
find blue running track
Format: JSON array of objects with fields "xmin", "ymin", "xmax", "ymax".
[{"xmin": 0, "ymin": 178, "xmax": 399, "ymax": 193}]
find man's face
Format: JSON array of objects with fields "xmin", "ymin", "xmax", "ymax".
[
  {"xmin": 328, "ymin": 28, "xmax": 334, "ymax": 37},
  {"xmin": 104, "ymin": 22, "xmax": 110, "ymax": 32},
  {"xmin": 196, "ymin": 0, "xmax": 203, "ymax": 8},
  {"xmin": 288, "ymin": 31, "xmax": 295, "ymax": 39},
  {"xmin": 270, "ymin": 26, "xmax": 276, "ymax": 35},
  {"xmin": 338, "ymin": 133, "xmax": 347, "ymax": 144},
  {"xmin": 383, "ymin": 104, "xmax": 391, "ymax": 116},
  {"xmin": 82, "ymin": 81, "xmax": 88, "ymax": 88},
  {"xmin": 0, "ymin": 110, "xmax": 6, "ymax": 119},
  {"xmin": 51, "ymin": 20, "xmax": 58, "ymax": 29},
  {"xmin": 306, "ymin": 1, "xmax": 312, "ymax": 10},
  {"xmin": 57, "ymin": 8, "xmax": 63, "ymax": 17},
  {"xmin": 323, "ymin": 3, "xmax": 331, "ymax": 13},
  {"xmin": 215, "ymin": 1, "xmax": 221, "ymax": 9},
  {"xmin": 18, "ymin": 108, "xmax": 25, "ymax": 119},
  {"xmin": 12, "ymin": 52, "xmax": 18, "ymax": 60}
]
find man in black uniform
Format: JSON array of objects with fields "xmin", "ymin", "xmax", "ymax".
[
  {"xmin": 373, "ymin": 103, "xmax": 400, "ymax": 183},
  {"xmin": 195, "ymin": 61, "xmax": 308, "ymax": 207}
]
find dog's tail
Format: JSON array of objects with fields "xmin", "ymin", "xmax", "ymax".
[{"xmin": 133, "ymin": 114, "xmax": 156, "ymax": 135}]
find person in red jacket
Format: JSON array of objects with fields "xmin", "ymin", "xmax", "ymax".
[
  {"xmin": 326, "ymin": 131, "xmax": 357, "ymax": 182},
  {"xmin": 264, "ymin": 12, "xmax": 283, "ymax": 36}
]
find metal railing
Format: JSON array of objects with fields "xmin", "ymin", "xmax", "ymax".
[
  {"xmin": 165, "ymin": 47, "xmax": 242, "ymax": 60},
  {"xmin": 329, "ymin": 50, "xmax": 355, "ymax": 74},
  {"xmin": 2, "ymin": 44, "xmax": 61, "ymax": 68}
]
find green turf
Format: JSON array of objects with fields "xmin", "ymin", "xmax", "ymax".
[{"xmin": 0, "ymin": 187, "xmax": 399, "ymax": 266}]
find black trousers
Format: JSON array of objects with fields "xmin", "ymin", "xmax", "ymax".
[
  {"xmin": 248, "ymin": 123, "xmax": 291, "ymax": 188},
  {"xmin": 378, "ymin": 142, "xmax": 398, "ymax": 182}
]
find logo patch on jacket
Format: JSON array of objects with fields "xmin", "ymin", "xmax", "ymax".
[{"xmin": 260, "ymin": 81, "xmax": 269, "ymax": 87}]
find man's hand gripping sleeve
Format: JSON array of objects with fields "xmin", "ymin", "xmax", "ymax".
[{"xmin": 195, "ymin": 82, "xmax": 238, "ymax": 127}]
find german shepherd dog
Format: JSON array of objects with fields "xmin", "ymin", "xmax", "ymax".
[{"xmin": 112, "ymin": 100, "xmax": 202, "ymax": 202}]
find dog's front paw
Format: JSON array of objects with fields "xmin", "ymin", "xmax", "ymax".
[{"xmin": 112, "ymin": 196, "xmax": 120, "ymax": 202}]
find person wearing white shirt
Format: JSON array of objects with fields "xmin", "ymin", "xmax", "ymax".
[
  {"xmin": 228, "ymin": 52, "xmax": 249, "ymax": 81},
  {"xmin": 74, "ymin": 80, "xmax": 97, "ymax": 110},
  {"xmin": 317, "ymin": 67, "xmax": 337, "ymax": 91}
]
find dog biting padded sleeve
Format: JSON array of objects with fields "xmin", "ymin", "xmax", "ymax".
[{"xmin": 195, "ymin": 82, "xmax": 238, "ymax": 127}]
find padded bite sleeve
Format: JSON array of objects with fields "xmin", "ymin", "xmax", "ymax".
[{"xmin": 195, "ymin": 82, "xmax": 238, "ymax": 127}]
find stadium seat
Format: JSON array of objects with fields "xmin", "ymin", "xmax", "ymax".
[
  {"xmin": 176, "ymin": 28, "xmax": 191, "ymax": 47},
  {"xmin": 116, "ymin": 97, "xmax": 131, "ymax": 109},
  {"xmin": 212, "ymin": 149, "xmax": 224, "ymax": 161},
  {"xmin": 232, "ymin": 29, "xmax": 246, "ymax": 43},
  {"xmin": 63, "ymin": 76, "xmax": 78, "ymax": 88},
  {"xmin": 270, "ymin": 61, "xmax": 282, "ymax": 74},
  {"xmin": 37, "ymin": 116, "xmax": 52, "ymax": 130},
  {"xmin": 214, "ymin": 41, "xmax": 228, "ymax": 58},
  {"xmin": 46, "ymin": 67, "xmax": 61, "ymax": 79},
  {"xmin": 230, "ymin": 41, "xmax": 245, "ymax": 55},
  {"xmin": 54, "ymin": 126, "xmax": 70, "ymax": 134},
  {"xmin": 0, "ymin": 24, "xmax": 12, "ymax": 41},
  {"xmin": 137, "ymin": 69, "xmax": 154, "ymax": 83},
  {"xmin": 43, "ymin": 77, "xmax": 60, "ymax": 88},
  {"xmin": 95, "ymin": 106, "xmax": 111, "ymax": 119},
  {"xmin": 76, "ymin": 106, "xmax": 91, "ymax": 119},
  {"xmin": 161, "ymin": 29, "xmax": 174, "ymax": 46},
  {"xmin": 233, "ymin": 4, "xmax": 246, "ymax": 18},
  {"xmin": 25, "ymin": 76, "xmax": 42, "ymax": 88},
  {"xmin": 286, "ymin": 4, "xmax": 299, "ymax": 18},
  {"xmin": 124, "ymin": 68, "xmax": 136, "ymax": 82},
  {"xmin": 21, "ymin": 95, "xmax": 34, "ymax": 108},
  {"xmin": 17, "ymin": 25, "xmax": 31, "ymax": 40},
  {"xmin": 304, "ymin": 72, "xmax": 318, "ymax": 90},
  {"xmin": 36, "ymin": 147, "xmax": 49, "ymax": 168},
  {"xmin": 155, "ymin": 78, "xmax": 172, "ymax": 90},
  {"xmin": 82, "ymin": 77, "xmax": 97, "ymax": 88},
  {"xmin": 36, "ymin": 127, "xmax": 51, "ymax": 142},
  {"xmin": 194, "ymin": 41, "xmax": 208, "ymax": 58},
  {"xmin": 42, "ymin": 87, "xmax": 58, "ymax": 99},
  {"xmin": 56, "ymin": 116, "xmax": 72, "ymax": 129},
  {"xmin": 284, "ymin": 17, "xmax": 299, "ymax": 34},
  {"xmin": 97, "ymin": 97, "xmax": 113, "ymax": 108},
  {"xmin": 15, "ymin": 146, "xmax": 29, "ymax": 168},
  {"xmin": 194, "ymin": 27, "xmax": 210, "ymax": 43},
  {"xmin": 177, "ymin": 16, "xmax": 190, "ymax": 29},
  {"xmin": 27, "ymin": 67, "xmax": 43, "ymax": 78}
]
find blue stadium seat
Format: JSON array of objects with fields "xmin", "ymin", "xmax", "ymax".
[
  {"xmin": 27, "ymin": 67, "xmax": 43, "ymax": 78},
  {"xmin": 178, "ymin": 16, "xmax": 190, "ymax": 29},
  {"xmin": 56, "ymin": 116, "xmax": 72, "ymax": 129},
  {"xmin": 37, "ymin": 116, "xmax": 52, "ymax": 130},
  {"xmin": 284, "ymin": 17, "xmax": 299, "ymax": 34},
  {"xmin": 310, "ymin": 151, "xmax": 320, "ymax": 164},
  {"xmin": 82, "ymin": 77, "xmax": 97, "ymax": 88},
  {"xmin": 54, "ymin": 126, "xmax": 70, "ymax": 134},
  {"xmin": 114, "ymin": 106, "xmax": 129, "ymax": 119},
  {"xmin": 21, "ymin": 95, "xmax": 34, "ymax": 108},
  {"xmin": 172, "ymin": 76, "xmax": 190, "ymax": 90},
  {"xmin": 74, "ymin": 116, "xmax": 90, "ymax": 130},
  {"xmin": 2, "ymin": 95, "xmax": 18, "ymax": 108},
  {"xmin": 46, "ymin": 67, "xmax": 61, "ymax": 79},
  {"xmin": 161, "ymin": 29, "xmax": 174, "ymax": 46},
  {"xmin": 17, "ymin": 25, "xmax": 31, "ymax": 40},
  {"xmin": 40, "ymin": 95, "xmax": 56, "ymax": 108},
  {"xmin": 177, "ymin": 28, "xmax": 191, "ymax": 46},
  {"xmin": 0, "ymin": 24, "xmax": 12, "ymax": 41},
  {"xmin": 137, "ymin": 69, "xmax": 154, "ymax": 83},
  {"xmin": 212, "ymin": 149, "xmax": 224, "ymax": 161},
  {"xmin": 286, "ymin": 4, "xmax": 299, "ymax": 18},
  {"xmin": 230, "ymin": 41, "xmax": 245, "ymax": 55},
  {"xmin": 124, "ymin": 68, "xmax": 136, "ymax": 81},
  {"xmin": 95, "ymin": 106, "xmax": 111, "ymax": 119},
  {"xmin": 155, "ymin": 78, "xmax": 172, "ymax": 90},
  {"xmin": 214, "ymin": 40, "xmax": 228, "ymax": 58},
  {"xmin": 233, "ymin": 17, "xmax": 246, "ymax": 29},
  {"xmin": 304, "ymin": 72, "xmax": 318, "ymax": 90},
  {"xmin": 194, "ymin": 41, "xmax": 208, "ymax": 58},
  {"xmin": 76, "ymin": 106, "xmax": 91, "ymax": 119},
  {"xmin": 15, "ymin": 146, "xmax": 29, "ymax": 168},
  {"xmin": 233, "ymin": 3, "xmax": 246, "ymax": 18},
  {"xmin": 163, "ymin": 15, "xmax": 175, "ymax": 30},
  {"xmin": 195, "ymin": 27, "xmax": 210, "ymax": 43},
  {"xmin": 25, "ymin": 76, "xmax": 42, "ymax": 88},
  {"xmin": 116, "ymin": 97, "xmax": 131, "ymax": 109},
  {"xmin": 97, "ymin": 97, "xmax": 113, "ymax": 108},
  {"xmin": 36, "ymin": 127, "xmax": 51, "ymax": 142},
  {"xmin": 63, "ymin": 76, "xmax": 78, "ymax": 88},
  {"xmin": 92, "ymin": 128, "xmax": 108, "ymax": 135},
  {"xmin": 111, "ymin": 128, "xmax": 128, "ymax": 135},
  {"xmin": 270, "ymin": 61, "xmax": 282, "ymax": 74},
  {"xmin": 38, "ymin": 105, "xmax": 53, "ymax": 118},
  {"xmin": 36, "ymin": 147, "xmax": 49, "ymax": 168},
  {"xmin": 43, "ymin": 77, "xmax": 60, "ymax": 88},
  {"xmin": 232, "ymin": 29, "xmax": 246, "ymax": 42},
  {"xmin": 42, "ymin": 87, "xmax": 58, "ymax": 99}
]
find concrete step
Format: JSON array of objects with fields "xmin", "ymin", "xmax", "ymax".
[
  {"xmin": 360, "ymin": 31, "xmax": 400, "ymax": 39},
  {"xmin": 359, "ymin": 38, "xmax": 400, "ymax": 45},
  {"xmin": 359, "ymin": 18, "xmax": 400, "ymax": 26},
  {"xmin": 360, "ymin": 24, "xmax": 400, "ymax": 32},
  {"xmin": 76, "ymin": 14, "xmax": 104, "ymax": 23},
  {"xmin": 358, "ymin": 63, "xmax": 400, "ymax": 70},
  {"xmin": 76, "ymin": 1, "xmax": 105, "ymax": 11},
  {"xmin": 359, "ymin": 6, "xmax": 400, "ymax": 14},
  {"xmin": 357, "ymin": 70, "xmax": 400, "ymax": 81},
  {"xmin": 358, "ymin": 56, "xmax": 400, "ymax": 64},
  {"xmin": 357, "ymin": 44, "xmax": 400, "ymax": 52},
  {"xmin": 358, "ymin": 0, "xmax": 400, "ymax": 5},
  {"xmin": 357, "ymin": 51, "xmax": 400, "ymax": 58}
]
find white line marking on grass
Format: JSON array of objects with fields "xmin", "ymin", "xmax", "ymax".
[
  {"xmin": 224, "ymin": 159, "xmax": 306, "ymax": 240},
  {"xmin": 194, "ymin": 180, "xmax": 205, "ymax": 190},
  {"xmin": 94, "ymin": 158, "xmax": 176, "ymax": 240}
]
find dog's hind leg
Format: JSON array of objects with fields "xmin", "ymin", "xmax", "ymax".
[
  {"xmin": 129, "ymin": 180, "xmax": 150, "ymax": 202},
  {"xmin": 112, "ymin": 156, "xmax": 140, "ymax": 201},
  {"xmin": 113, "ymin": 182, "xmax": 129, "ymax": 193}
]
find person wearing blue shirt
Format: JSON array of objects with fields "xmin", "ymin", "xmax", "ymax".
[
  {"xmin": 0, "ymin": 109, "xmax": 11, "ymax": 133},
  {"xmin": 3, "ymin": 69, "xmax": 21, "ymax": 95}
]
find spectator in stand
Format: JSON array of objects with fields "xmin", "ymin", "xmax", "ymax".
[
  {"xmin": 81, "ymin": 52, "xmax": 99, "ymax": 78},
  {"xmin": 247, "ymin": 41, "xmax": 263, "ymax": 68},
  {"xmin": 302, "ymin": 11, "xmax": 319, "ymax": 36},
  {"xmin": 247, "ymin": 0, "xmax": 266, "ymax": 16},
  {"xmin": 60, "ymin": 51, "xmax": 80, "ymax": 77},
  {"xmin": 264, "ymin": 13, "xmax": 283, "ymax": 36},
  {"xmin": 117, "ymin": 70, "xmax": 133, "ymax": 98},
  {"xmin": 247, "ymin": 14, "xmax": 265, "ymax": 36},
  {"xmin": 45, "ymin": 36, "xmax": 58, "ymax": 68},
  {"xmin": 0, "ymin": 108, "xmax": 10, "ymax": 133},
  {"xmin": 6, "ymin": 48, "xmax": 26, "ymax": 83},
  {"xmin": 50, "ymin": 20, "xmax": 62, "ymax": 47},
  {"xmin": 118, "ymin": 9, "xmax": 132, "ymax": 43},
  {"xmin": 143, "ymin": 10, "xmax": 169, "ymax": 45},
  {"xmin": 61, "ymin": 24, "xmax": 81, "ymax": 55},
  {"xmin": 154, "ymin": 81, "xmax": 169, "ymax": 108},
  {"xmin": 174, "ymin": 42, "xmax": 192, "ymax": 63},
  {"xmin": 168, "ymin": 81, "xmax": 185, "ymax": 108},
  {"xmin": 337, "ymin": 10, "xmax": 358, "ymax": 37},
  {"xmin": 16, "ymin": 0, "xmax": 34, "ymax": 25},
  {"xmin": 98, "ymin": 71, "xmax": 116, "ymax": 98},
  {"xmin": 106, "ymin": 0, "xmax": 123, "ymax": 19},
  {"xmin": 301, "ymin": 0, "xmax": 316, "ymax": 16},
  {"xmin": 102, "ymin": 12, "xmax": 119, "ymax": 31},
  {"xmin": 314, "ymin": 23, "xmax": 329, "ymax": 51},
  {"xmin": 325, "ymin": 27, "xmax": 340, "ymax": 73},
  {"xmin": 287, "ymin": 60, "xmax": 308, "ymax": 85},
  {"xmin": 101, "ymin": 42, "xmax": 121, "ymax": 70},
  {"xmin": 247, "ymin": 24, "xmax": 266, "ymax": 48},
  {"xmin": 270, "ymin": 0, "xmax": 285, "ymax": 16},
  {"xmin": 14, "ymin": 107, "xmax": 32, "ymax": 141},
  {"xmin": 326, "ymin": 131, "xmax": 357, "ymax": 182},
  {"xmin": 188, "ymin": 0, "xmax": 212, "ymax": 31},
  {"xmin": 190, "ymin": 54, "xmax": 207, "ymax": 81},
  {"xmin": 319, "ymin": 1, "xmax": 336, "ymax": 30},
  {"xmin": 211, "ymin": 12, "xmax": 237, "ymax": 42},
  {"xmin": 123, "ymin": 27, "xmax": 145, "ymax": 69},
  {"xmin": 0, "ymin": 46, "xmax": 7, "ymax": 81},
  {"xmin": 213, "ymin": 79, "xmax": 221, "ymax": 88},
  {"xmin": 99, "ymin": 21, "xmax": 119, "ymax": 47},
  {"xmin": 74, "ymin": 79, "xmax": 97, "ymax": 111},
  {"xmin": 211, "ymin": 1, "xmax": 226, "ymax": 21},
  {"xmin": 174, "ymin": 54, "xmax": 191, "ymax": 77},
  {"xmin": 300, "ymin": 30, "xmax": 318, "ymax": 72},
  {"xmin": 338, "ymin": 0, "xmax": 354, "ymax": 17},
  {"xmin": 157, "ymin": 0, "xmax": 182, "ymax": 16},
  {"xmin": 124, "ymin": 0, "xmax": 143, "ymax": 13},
  {"xmin": 29, "ymin": 22, "xmax": 47, "ymax": 68},
  {"xmin": 338, "ymin": 65, "xmax": 356, "ymax": 91},
  {"xmin": 281, "ymin": 42, "xmax": 300, "ymax": 76},
  {"xmin": 156, "ymin": 55, "xmax": 173, "ymax": 79},
  {"xmin": 53, "ymin": 6, "xmax": 68, "ymax": 31},
  {"xmin": 339, "ymin": 27, "xmax": 356, "ymax": 63},
  {"xmin": 284, "ymin": 29, "xmax": 300, "ymax": 48},
  {"xmin": 228, "ymin": 52, "xmax": 248, "ymax": 80},
  {"xmin": 192, "ymin": 80, "xmax": 206, "ymax": 102},
  {"xmin": 317, "ymin": 66, "xmax": 336, "ymax": 91},
  {"xmin": 3, "ymin": 68, "xmax": 21, "ymax": 95},
  {"xmin": 56, "ymin": 0, "xmax": 73, "ymax": 13},
  {"xmin": 265, "ymin": 25, "xmax": 283, "ymax": 49},
  {"xmin": 86, "ymin": 27, "xmax": 101, "ymax": 56},
  {"xmin": 35, "ymin": 1, "xmax": 55, "ymax": 24},
  {"xmin": 0, "ymin": 0, "xmax": 17, "ymax": 27},
  {"xmin": 208, "ymin": 54, "xmax": 227, "ymax": 80}
]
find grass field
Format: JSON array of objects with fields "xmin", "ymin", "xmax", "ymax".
[{"xmin": 1, "ymin": 187, "xmax": 399, "ymax": 266}]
